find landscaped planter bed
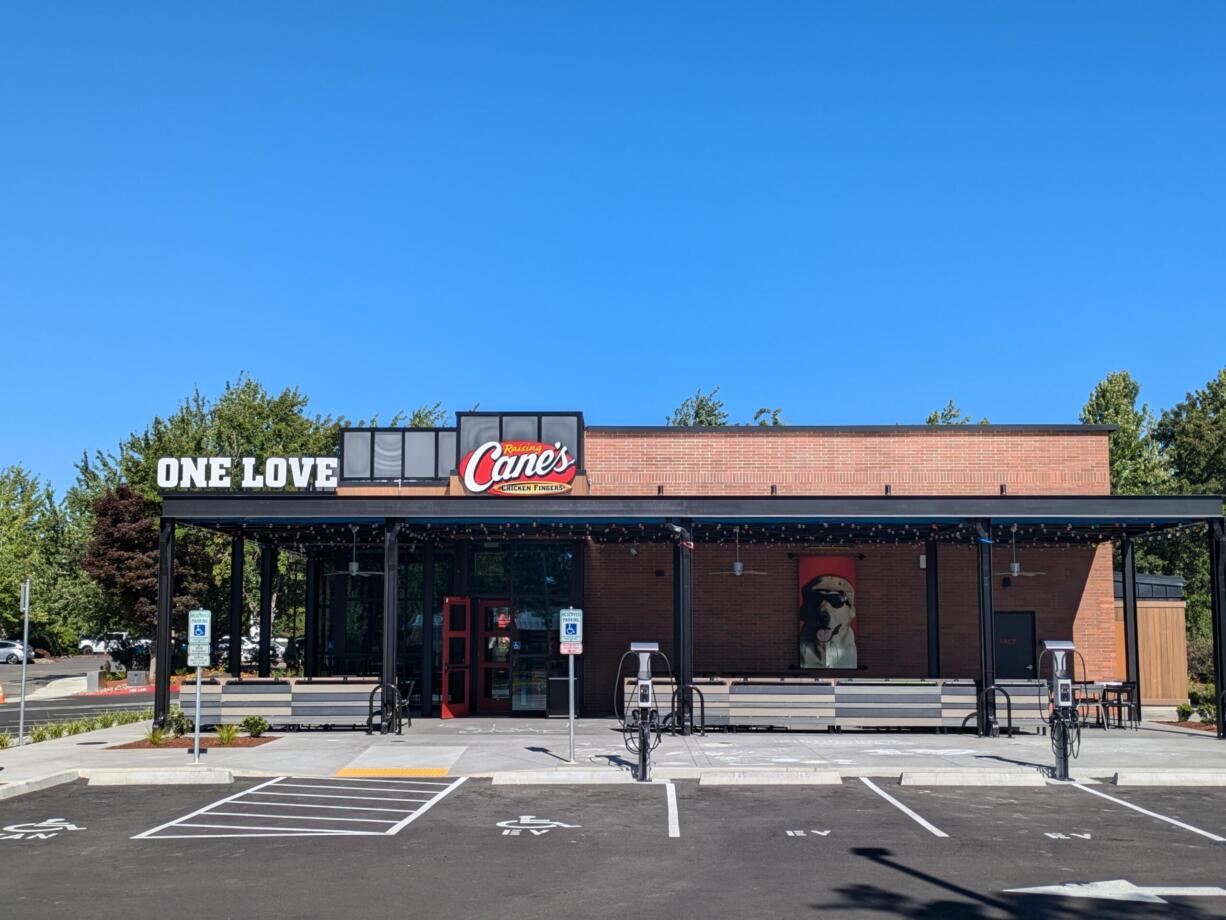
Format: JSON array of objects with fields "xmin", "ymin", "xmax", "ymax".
[{"xmin": 107, "ymin": 735, "xmax": 280, "ymax": 750}]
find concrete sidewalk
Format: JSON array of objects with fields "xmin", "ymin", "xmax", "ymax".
[{"xmin": 2, "ymin": 716, "xmax": 1224, "ymax": 793}]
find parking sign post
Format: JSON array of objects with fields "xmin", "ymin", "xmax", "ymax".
[
  {"xmin": 18, "ymin": 578, "xmax": 30, "ymax": 746},
  {"xmin": 559, "ymin": 608, "xmax": 583, "ymax": 764},
  {"xmin": 187, "ymin": 609, "xmax": 212, "ymax": 764}
]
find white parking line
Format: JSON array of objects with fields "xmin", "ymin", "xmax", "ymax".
[
  {"xmin": 207, "ymin": 811, "xmax": 397, "ymax": 824},
  {"xmin": 1059, "ymin": 782, "xmax": 1226, "ymax": 843},
  {"xmin": 384, "ymin": 777, "xmax": 468, "ymax": 834},
  {"xmin": 860, "ymin": 778, "xmax": 949, "ymax": 838},
  {"xmin": 134, "ymin": 775, "xmax": 468, "ymax": 840},
  {"xmin": 244, "ymin": 790, "xmax": 433, "ymax": 803},
  {"xmin": 132, "ymin": 776, "xmax": 284, "ymax": 839},
  {"xmin": 666, "ymin": 782, "xmax": 680, "ymax": 838},
  {"xmin": 275, "ymin": 782, "xmax": 444, "ymax": 794}
]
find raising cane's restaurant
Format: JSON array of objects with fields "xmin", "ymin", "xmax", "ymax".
[{"xmin": 153, "ymin": 411, "xmax": 1226, "ymax": 739}]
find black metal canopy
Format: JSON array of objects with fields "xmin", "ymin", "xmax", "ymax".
[{"xmin": 159, "ymin": 492, "xmax": 1224, "ymax": 554}]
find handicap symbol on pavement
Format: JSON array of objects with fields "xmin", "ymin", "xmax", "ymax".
[
  {"xmin": 2, "ymin": 818, "xmax": 86, "ymax": 841},
  {"xmin": 497, "ymin": 815, "xmax": 581, "ymax": 836}
]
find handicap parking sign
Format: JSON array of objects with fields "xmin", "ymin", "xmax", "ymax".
[{"xmin": 559, "ymin": 608, "xmax": 582, "ymax": 643}]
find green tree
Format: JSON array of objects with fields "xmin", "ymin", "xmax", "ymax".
[
  {"xmin": 0, "ymin": 466, "xmax": 55, "ymax": 638},
  {"xmin": 1080, "ymin": 371, "xmax": 1171, "ymax": 495},
  {"xmin": 667, "ymin": 387, "xmax": 730, "ymax": 426},
  {"xmin": 667, "ymin": 388, "xmax": 784, "ymax": 427},
  {"xmin": 925, "ymin": 400, "xmax": 990, "ymax": 425},
  {"xmin": 1155, "ymin": 368, "xmax": 1226, "ymax": 495},
  {"xmin": 753, "ymin": 407, "xmax": 785, "ymax": 426},
  {"xmin": 408, "ymin": 402, "xmax": 448, "ymax": 428},
  {"xmin": 1151, "ymin": 367, "xmax": 1226, "ymax": 678}
]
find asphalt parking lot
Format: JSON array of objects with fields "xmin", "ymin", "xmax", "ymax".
[{"xmin": 4, "ymin": 777, "xmax": 1226, "ymax": 919}]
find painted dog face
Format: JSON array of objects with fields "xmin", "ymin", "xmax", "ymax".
[{"xmin": 799, "ymin": 574, "xmax": 856, "ymax": 646}]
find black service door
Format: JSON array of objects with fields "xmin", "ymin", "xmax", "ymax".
[{"xmin": 994, "ymin": 611, "xmax": 1036, "ymax": 679}]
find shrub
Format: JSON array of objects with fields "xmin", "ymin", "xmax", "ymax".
[
  {"xmin": 144, "ymin": 726, "xmax": 167, "ymax": 746},
  {"xmin": 1177, "ymin": 703, "xmax": 1194, "ymax": 722},
  {"xmin": 215, "ymin": 724, "xmax": 240, "ymax": 745},
  {"xmin": 65, "ymin": 719, "xmax": 89, "ymax": 736},
  {"xmin": 0, "ymin": 731, "xmax": 11, "ymax": 749},
  {"xmin": 239, "ymin": 715, "xmax": 270, "ymax": 738},
  {"xmin": 30, "ymin": 725, "xmax": 51, "ymax": 743},
  {"xmin": 1197, "ymin": 702, "xmax": 1218, "ymax": 726},
  {"xmin": 45, "ymin": 722, "xmax": 67, "ymax": 739},
  {"xmin": 165, "ymin": 707, "xmax": 193, "ymax": 738},
  {"xmin": 1186, "ymin": 682, "xmax": 1216, "ymax": 711}
]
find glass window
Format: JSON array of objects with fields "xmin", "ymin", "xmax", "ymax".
[
  {"xmin": 373, "ymin": 432, "xmax": 403, "ymax": 478},
  {"xmin": 342, "ymin": 431, "xmax": 371, "ymax": 479},
  {"xmin": 436, "ymin": 431, "xmax": 457, "ymax": 477},
  {"xmin": 404, "ymin": 431, "xmax": 436, "ymax": 478},
  {"xmin": 473, "ymin": 550, "xmax": 511, "ymax": 594},
  {"xmin": 459, "ymin": 415, "xmax": 499, "ymax": 457},
  {"xmin": 511, "ymin": 658, "xmax": 547, "ymax": 711},
  {"xmin": 541, "ymin": 415, "xmax": 579, "ymax": 457},
  {"xmin": 502, "ymin": 415, "xmax": 538, "ymax": 442}
]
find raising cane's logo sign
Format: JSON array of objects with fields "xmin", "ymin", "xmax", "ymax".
[{"xmin": 460, "ymin": 441, "xmax": 577, "ymax": 496}]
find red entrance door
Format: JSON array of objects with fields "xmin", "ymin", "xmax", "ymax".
[
  {"xmin": 441, "ymin": 597, "xmax": 471, "ymax": 719},
  {"xmin": 478, "ymin": 600, "xmax": 514, "ymax": 712}
]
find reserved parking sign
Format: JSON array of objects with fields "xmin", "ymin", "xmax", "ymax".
[
  {"xmin": 187, "ymin": 609, "xmax": 212, "ymax": 667},
  {"xmin": 560, "ymin": 608, "xmax": 583, "ymax": 655}
]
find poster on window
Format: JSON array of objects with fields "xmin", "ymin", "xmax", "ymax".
[{"xmin": 798, "ymin": 555, "xmax": 858, "ymax": 669}]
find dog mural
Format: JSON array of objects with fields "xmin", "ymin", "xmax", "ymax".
[{"xmin": 798, "ymin": 573, "xmax": 858, "ymax": 669}]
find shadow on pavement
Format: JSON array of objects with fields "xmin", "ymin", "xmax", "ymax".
[{"xmin": 807, "ymin": 847, "xmax": 1221, "ymax": 919}]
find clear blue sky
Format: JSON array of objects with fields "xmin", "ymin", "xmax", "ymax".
[{"xmin": 2, "ymin": 3, "xmax": 1224, "ymax": 493}]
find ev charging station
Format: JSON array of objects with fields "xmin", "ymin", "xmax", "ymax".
[
  {"xmin": 1039, "ymin": 639, "xmax": 1081, "ymax": 781},
  {"xmin": 616, "ymin": 641, "xmax": 671, "ymax": 781}
]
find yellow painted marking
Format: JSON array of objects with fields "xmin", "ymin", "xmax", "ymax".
[{"xmin": 335, "ymin": 768, "xmax": 450, "ymax": 777}]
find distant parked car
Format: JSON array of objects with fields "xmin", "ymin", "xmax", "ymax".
[
  {"xmin": 78, "ymin": 632, "xmax": 130, "ymax": 654},
  {"xmin": 0, "ymin": 639, "xmax": 35, "ymax": 664},
  {"xmin": 216, "ymin": 635, "xmax": 258, "ymax": 666}
]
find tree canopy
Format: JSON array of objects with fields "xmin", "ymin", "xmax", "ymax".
[
  {"xmin": 1079, "ymin": 370, "xmax": 1170, "ymax": 495},
  {"xmin": 924, "ymin": 400, "xmax": 990, "ymax": 425},
  {"xmin": 667, "ymin": 387, "xmax": 785, "ymax": 427}
]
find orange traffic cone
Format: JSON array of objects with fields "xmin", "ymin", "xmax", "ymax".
[{"xmin": 0, "ymin": 682, "xmax": 6, "ymax": 704}]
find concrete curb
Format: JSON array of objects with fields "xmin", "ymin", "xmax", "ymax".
[
  {"xmin": 1112, "ymin": 771, "xmax": 1226, "ymax": 787},
  {"xmin": 699, "ymin": 770, "xmax": 843, "ymax": 786},
  {"xmin": 492, "ymin": 770, "xmax": 636, "ymax": 785},
  {"xmin": 82, "ymin": 768, "xmax": 234, "ymax": 786},
  {"xmin": 900, "ymin": 771, "xmax": 1047, "ymax": 787},
  {"xmin": 0, "ymin": 770, "xmax": 80, "ymax": 800}
]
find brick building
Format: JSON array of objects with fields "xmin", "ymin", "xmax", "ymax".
[{"xmin": 154, "ymin": 411, "xmax": 1226, "ymax": 737}]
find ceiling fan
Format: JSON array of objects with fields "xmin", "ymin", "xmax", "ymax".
[
  {"xmin": 327, "ymin": 525, "xmax": 383, "ymax": 578},
  {"xmin": 708, "ymin": 527, "xmax": 768, "ymax": 577},
  {"xmin": 995, "ymin": 524, "xmax": 1045, "ymax": 579}
]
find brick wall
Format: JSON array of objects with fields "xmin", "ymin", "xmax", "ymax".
[
  {"xmin": 582, "ymin": 540, "xmax": 1116, "ymax": 712},
  {"xmin": 585, "ymin": 428, "xmax": 1109, "ymax": 496}
]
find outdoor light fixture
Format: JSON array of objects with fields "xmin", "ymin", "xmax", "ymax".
[{"xmin": 918, "ymin": 554, "xmax": 926, "ymax": 570}]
